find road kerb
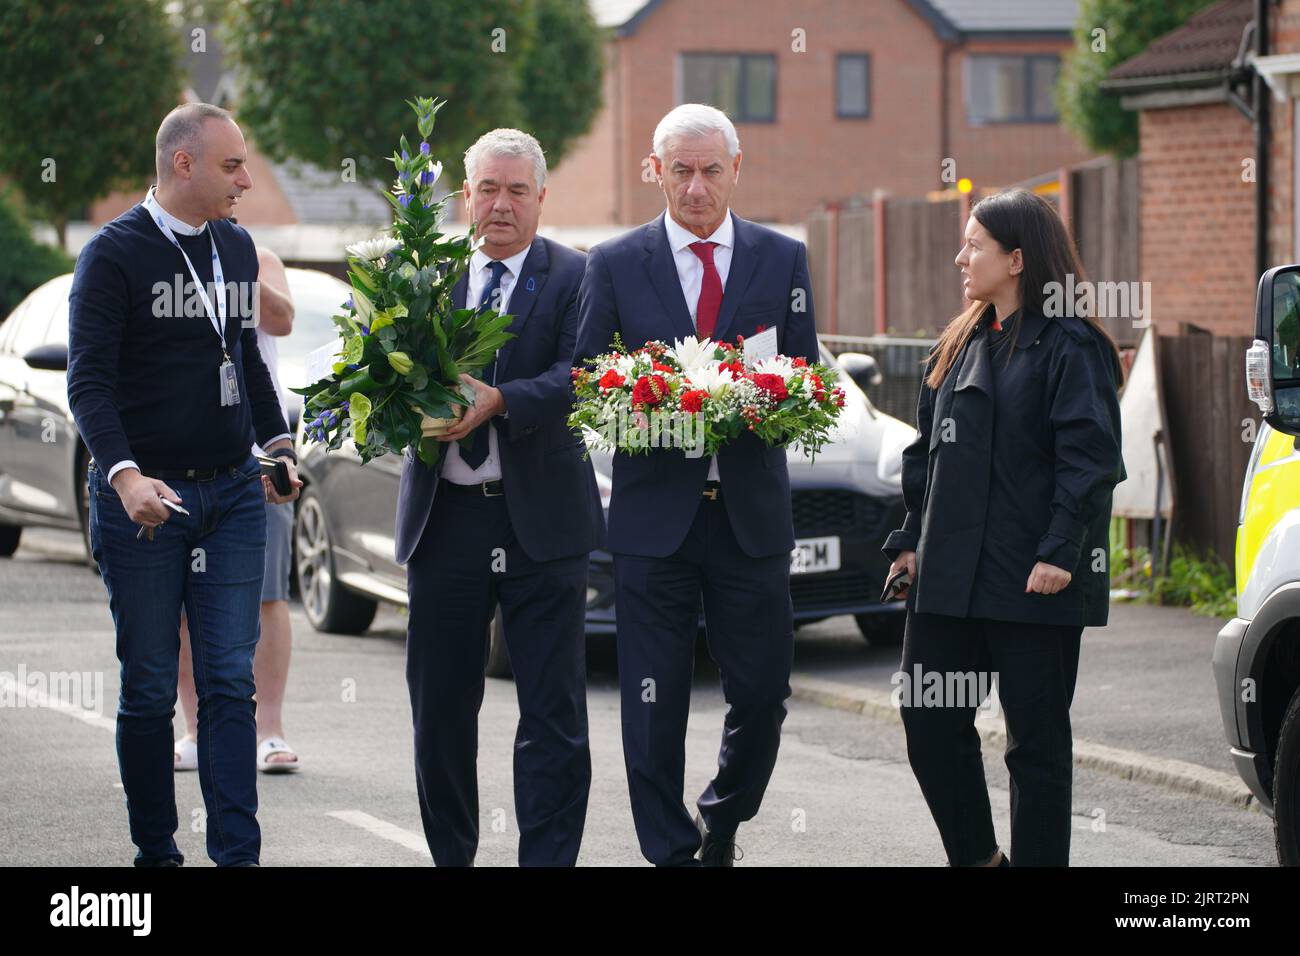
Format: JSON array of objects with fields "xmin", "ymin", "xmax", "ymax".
[{"xmin": 789, "ymin": 675, "xmax": 1262, "ymax": 814}]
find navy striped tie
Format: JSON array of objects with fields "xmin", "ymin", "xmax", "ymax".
[{"xmin": 460, "ymin": 260, "xmax": 509, "ymax": 469}]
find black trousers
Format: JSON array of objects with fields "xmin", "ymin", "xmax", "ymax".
[
  {"xmin": 613, "ymin": 495, "xmax": 794, "ymax": 866},
  {"xmin": 898, "ymin": 610, "xmax": 1083, "ymax": 867},
  {"xmin": 405, "ymin": 488, "xmax": 591, "ymax": 866}
]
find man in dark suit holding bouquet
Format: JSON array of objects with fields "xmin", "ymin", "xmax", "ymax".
[
  {"xmin": 575, "ymin": 104, "xmax": 819, "ymax": 866},
  {"xmin": 394, "ymin": 128, "xmax": 604, "ymax": 866}
]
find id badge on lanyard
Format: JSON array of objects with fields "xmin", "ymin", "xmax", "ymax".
[{"xmin": 143, "ymin": 187, "xmax": 240, "ymax": 406}]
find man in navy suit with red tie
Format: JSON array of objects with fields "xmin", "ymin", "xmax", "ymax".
[
  {"xmin": 575, "ymin": 104, "xmax": 819, "ymax": 866},
  {"xmin": 395, "ymin": 129, "xmax": 604, "ymax": 866}
]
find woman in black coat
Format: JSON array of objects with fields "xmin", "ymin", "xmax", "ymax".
[{"xmin": 883, "ymin": 189, "xmax": 1126, "ymax": 867}]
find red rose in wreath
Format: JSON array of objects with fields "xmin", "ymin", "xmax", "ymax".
[
  {"xmin": 680, "ymin": 389, "xmax": 709, "ymax": 414},
  {"xmin": 632, "ymin": 374, "xmax": 670, "ymax": 408},
  {"xmin": 750, "ymin": 372, "xmax": 789, "ymax": 403}
]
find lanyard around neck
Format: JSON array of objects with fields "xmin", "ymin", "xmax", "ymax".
[{"xmin": 142, "ymin": 187, "xmax": 229, "ymax": 359}]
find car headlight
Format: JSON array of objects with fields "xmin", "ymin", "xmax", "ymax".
[{"xmin": 875, "ymin": 417, "xmax": 914, "ymax": 488}]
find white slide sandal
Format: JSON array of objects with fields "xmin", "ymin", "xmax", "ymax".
[
  {"xmin": 174, "ymin": 736, "xmax": 197, "ymax": 772},
  {"xmin": 257, "ymin": 737, "xmax": 301, "ymax": 774}
]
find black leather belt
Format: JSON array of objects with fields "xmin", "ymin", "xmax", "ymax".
[
  {"xmin": 443, "ymin": 479, "xmax": 505, "ymax": 497},
  {"xmin": 702, "ymin": 480, "xmax": 722, "ymax": 501},
  {"xmin": 138, "ymin": 457, "xmax": 248, "ymax": 482}
]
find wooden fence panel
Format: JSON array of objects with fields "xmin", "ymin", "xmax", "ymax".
[
  {"xmin": 837, "ymin": 204, "xmax": 875, "ymax": 336},
  {"xmin": 1157, "ymin": 334, "xmax": 1256, "ymax": 566},
  {"xmin": 882, "ymin": 196, "xmax": 964, "ymax": 338}
]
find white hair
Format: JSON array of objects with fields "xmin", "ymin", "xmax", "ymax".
[
  {"xmin": 652, "ymin": 103, "xmax": 740, "ymax": 159},
  {"xmin": 464, "ymin": 128, "xmax": 547, "ymax": 191}
]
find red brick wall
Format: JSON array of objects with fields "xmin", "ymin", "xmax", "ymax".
[
  {"xmin": 1268, "ymin": 0, "xmax": 1300, "ymax": 267},
  {"xmin": 1138, "ymin": 103, "xmax": 1256, "ymax": 336},
  {"xmin": 618, "ymin": 0, "xmax": 946, "ymax": 224},
  {"xmin": 543, "ymin": 0, "xmax": 1097, "ymax": 226},
  {"xmin": 540, "ymin": 44, "xmax": 621, "ymax": 225},
  {"xmin": 944, "ymin": 39, "xmax": 1093, "ymax": 189}
]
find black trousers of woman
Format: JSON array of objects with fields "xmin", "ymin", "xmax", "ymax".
[{"xmin": 899, "ymin": 610, "xmax": 1083, "ymax": 866}]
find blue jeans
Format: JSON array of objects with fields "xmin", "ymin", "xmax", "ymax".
[{"xmin": 89, "ymin": 455, "xmax": 266, "ymax": 866}]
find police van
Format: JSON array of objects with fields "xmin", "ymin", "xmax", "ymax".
[{"xmin": 1214, "ymin": 264, "xmax": 1300, "ymax": 865}]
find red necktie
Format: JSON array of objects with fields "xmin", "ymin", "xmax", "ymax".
[{"xmin": 688, "ymin": 241, "xmax": 722, "ymax": 339}]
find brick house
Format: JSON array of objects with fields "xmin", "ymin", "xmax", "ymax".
[
  {"xmin": 543, "ymin": 0, "xmax": 1094, "ymax": 226},
  {"xmin": 1103, "ymin": 0, "xmax": 1260, "ymax": 336},
  {"xmin": 1104, "ymin": 0, "xmax": 1300, "ymax": 337}
]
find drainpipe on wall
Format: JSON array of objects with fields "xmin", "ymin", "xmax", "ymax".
[
  {"xmin": 873, "ymin": 189, "xmax": 888, "ymax": 335},
  {"xmin": 1256, "ymin": 0, "xmax": 1270, "ymax": 279}
]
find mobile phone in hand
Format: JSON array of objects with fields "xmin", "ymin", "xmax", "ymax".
[
  {"xmin": 256, "ymin": 455, "xmax": 292, "ymax": 497},
  {"xmin": 879, "ymin": 567, "xmax": 912, "ymax": 603}
]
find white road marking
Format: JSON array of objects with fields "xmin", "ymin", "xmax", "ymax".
[
  {"xmin": 0, "ymin": 672, "xmax": 116, "ymax": 732},
  {"xmin": 327, "ymin": 810, "xmax": 431, "ymax": 858}
]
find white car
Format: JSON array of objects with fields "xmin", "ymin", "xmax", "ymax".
[{"xmin": 0, "ymin": 267, "xmax": 352, "ymax": 560}]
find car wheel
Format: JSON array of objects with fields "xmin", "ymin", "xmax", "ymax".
[
  {"xmin": 1275, "ymin": 686, "xmax": 1300, "ymax": 866},
  {"xmin": 856, "ymin": 611, "xmax": 905, "ymax": 646},
  {"xmin": 294, "ymin": 488, "xmax": 377, "ymax": 634},
  {"xmin": 0, "ymin": 523, "xmax": 19, "ymax": 558},
  {"xmin": 485, "ymin": 605, "xmax": 513, "ymax": 680}
]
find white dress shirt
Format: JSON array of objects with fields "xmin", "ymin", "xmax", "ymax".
[
  {"xmin": 662, "ymin": 209, "xmax": 734, "ymax": 481},
  {"xmin": 440, "ymin": 243, "xmax": 532, "ymax": 484}
]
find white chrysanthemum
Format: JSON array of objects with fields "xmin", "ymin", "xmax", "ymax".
[
  {"xmin": 346, "ymin": 236, "xmax": 400, "ymax": 261},
  {"xmin": 611, "ymin": 353, "xmax": 638, "ymax": 378},
  {"xmin": 684, "ymin": 363, "xmax": 736, "ymax": 396},
  {"xmin": 752, "ymin": 355, "xmax": 796, "ymax": 378},
  {"xmin": 668, "ymin": 335, "xmax": 717, "ymax": 372}
]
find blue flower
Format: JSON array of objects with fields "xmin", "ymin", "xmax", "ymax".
[
  {"xmin": 401, "ymin": 149, "xmax": 409, "ymax": 161},
  {"xmin": 359, "ymin": 323, "xmax": 370, "ymax": 335},
  {"xmin": 420, "ymin": 170, "xmax": 434, "ymax": 186},
  {"xmin": 344, "ymin": 297, "xmax": 353, "ymax": 311},
  {"xmin": 341, "ymin": 400, "xmax": 351, "ymax": 411},
  {"xmin": 420, "ymin": 142, "xmax": 430, "ymax": 155},
  {"xmin": 399, "ymin": 194, "xmax": 412, "ymax": 208},
  {"xmin": 345, "ymin": 363, "xmax": 360, "ymax": 372}
]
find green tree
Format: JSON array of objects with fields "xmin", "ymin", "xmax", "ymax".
[
  {"xmin": 0, "ymin": 0, "xmax": 184, "ymax": 248},
  {"xmin": 0, "ymin": 189, "xmax": 74, "ymax": 317},
  {"xmin": 516, "ymin": 0, "xmax": 605, "ymax": 171},
  {"xmin": 1059, "ymin": 0, "xmax": 1219, "ymax": 157},
  {"xmin": 221, "ymin": 0, "xmax": 604, "ymax": 193}
]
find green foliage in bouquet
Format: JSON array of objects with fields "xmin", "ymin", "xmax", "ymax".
[{"xmin": 290, "ymin": 97, "xmax": 515, "ymax": 466}]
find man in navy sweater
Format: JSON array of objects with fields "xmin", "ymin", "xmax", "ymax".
[{"xmin": 67, "ymin": 102, "xmax": 301, "ymax": 867}]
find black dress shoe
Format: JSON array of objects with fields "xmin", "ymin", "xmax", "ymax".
[{"xmin": 694, "ymin": 812, "xmax": 741, "ymax": 867}]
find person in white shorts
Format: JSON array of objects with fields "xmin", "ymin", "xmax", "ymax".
[{"xmin": 175, "ymin": 247, "xmax": 301, "ymax": 773}]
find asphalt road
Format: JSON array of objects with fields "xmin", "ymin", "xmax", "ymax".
[{"xmin": 0, "ymin": 528, "xmax": 1277, "ymax": 866}]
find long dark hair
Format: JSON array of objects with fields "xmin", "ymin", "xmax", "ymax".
[{"xmin": 926, "ymin": 189, "xmax": 1124, "ymax": 389}]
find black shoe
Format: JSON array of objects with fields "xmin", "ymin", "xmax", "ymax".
[{"xmin": 694, "ymin": 812, "xmax": 741, "ymax": 867}]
